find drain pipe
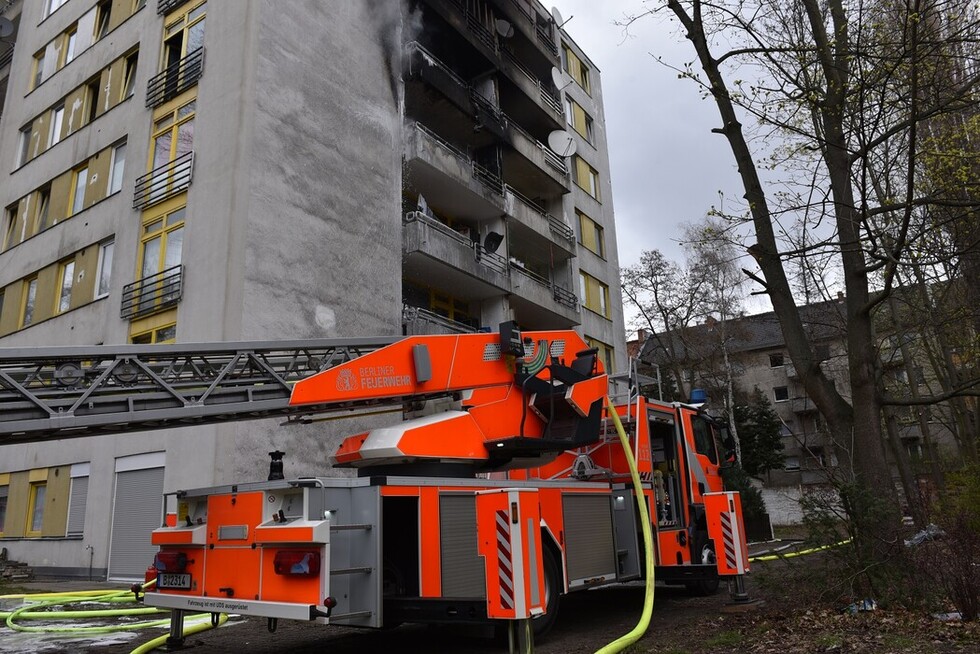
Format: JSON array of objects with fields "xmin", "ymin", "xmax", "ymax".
[{"xmin": 86, "ymin": 545, "xmax": 94, "ymax": 582}]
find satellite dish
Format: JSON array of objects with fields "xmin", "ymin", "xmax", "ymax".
[
  {"xmin": 494, "ymin": 19, "xmax": 514, "ymax": 39},
  {"xmin": 547, "ymin": 130, "xmax": 577, "ymax": 157},
  {"xmin": 551, "ymin": 6, "xmax": 571, "ymax": 28},
  {"xmin": 0, "ymin": 18, "xmax": 14, "ymax": 39},
  {"xmin": 551, "ymin": 67, "xmax": 571, "ymax": 91},
  {"xmin": 483, "ymin": 231, "xmax": 504, "ymax": 254}
]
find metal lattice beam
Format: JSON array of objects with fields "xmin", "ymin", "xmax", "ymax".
[{"xmin": 0, "ymin": 338, "xmax": 404, "ymax": 445}]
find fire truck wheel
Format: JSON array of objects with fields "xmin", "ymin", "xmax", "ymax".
[{"xmin": 532, "ymin": 546, "xmax": 562, "ymax": 638}]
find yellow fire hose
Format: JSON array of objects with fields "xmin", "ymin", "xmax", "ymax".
[{"xmin": 595, "ymin": 397, "xmax": 656, "ymax": 654}]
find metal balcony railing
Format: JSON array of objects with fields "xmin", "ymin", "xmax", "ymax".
[
  {"xmin": 405, "ymin": 211, "xmax": 509, "ymax": 276},
  {"xmin": 414, "ymin": 123, "xmax": 504, "ymax": 196},
  {"xmin": 133, "ymin": 151, "xmax": 194, "ymax": 210},
  {"xmin": 502, "ymin": 49, "xmax": 563, "ymax": 119},
  {"xmin": 535, "ymin": 20, "xmax": 558, "ymax": 57},
  {"xmin": 158, "ymin": 0, "xmax": 191, "ymax": 15},
  {"xmin": 0, "ymin": 47, "xmax": 13, "ymax": 70},
  {"xmin": 402, "ymin": 305, "xmax": 478, "ymax": 335},
  {"xmin": 146, "ymin": 47, "xmax": 204, "ymax": 108},
  {"xmin": 507, "ymin": 185, "xmax": 575, "ymax": 244},
  {"xmin": 510, "ymin": 263, "xmax": 578, "ymax": 310},
  {"xmin": 120, "ymin": 265, "xmax": 183, "ymax": 320},
  {"xmin": 508, "ymin": 120, "xmax": 567, "ymax": 176}
]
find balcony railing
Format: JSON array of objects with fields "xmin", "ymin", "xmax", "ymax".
[
  {"xmin": 405, "ymin": 211, "xmax": 509, "ymax": 276},
  {"xmin": 121, "ymin": 265, "xmax": 183, "ymax": 320},
  {"xmin": 502, "ymin": 49, "xmax": 563, "ymax": 119},
  {"xmin": 508, "ymin": 119, "xmax": 568, "ymax": 176},
  {"xmin": 134, "ymin": 151, "xmax": 194, "ymax": 210},
  {"xmin": 146, "ymin": 47, "xmax": 204, "ymax": 108},
  {"xmin": 535, "ymin": 20, "xmax": 558, "ymax": 57},
  {"xmin": 414, "ymin": 123, "xmax": 504, "ymax": 196},
  {"xmin": 0, "ymin": 47, "xmax": 13, "ymax": 70},
  {"xmin": 510, "ymin": 263, "xmax": 578, "ymax": 310},
  {"xmin": 402, "ymin": 305, "xmax": 478, "ymax": 335},
  {"xmin": 158, "ymin": 0, "xmax": 191, "ymax": 15},
  {"xmin": 507, "ymin": 185, "xmax": 575, "ymax": 244}
]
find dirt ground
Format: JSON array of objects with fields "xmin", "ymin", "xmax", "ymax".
[{"xmin": 4, "ymin": 552, "xmax": 979, "ymax": 653}]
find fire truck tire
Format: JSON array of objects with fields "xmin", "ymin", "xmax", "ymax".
[{"xmin": 532, "ymin": 546, "xmax": 562, "ymax": 638}]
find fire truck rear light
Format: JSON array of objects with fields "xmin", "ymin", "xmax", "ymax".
[
  {"xmin": 154, "ymin": 551, "xmax": 188, "ymax": 573},
  {"xmin": 273, "ymin": 550, "xmax": 321, "ymax": 577},
  {"xmin": 323, "ymin": 596, "xmax": 337, "ymax": 609}
]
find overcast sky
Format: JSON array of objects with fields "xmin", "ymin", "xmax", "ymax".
[{"xmin": 553, "ymin": 2, "xmax": 745, "ymax": 269}]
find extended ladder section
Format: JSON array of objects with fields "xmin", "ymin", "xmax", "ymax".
[{"xmin": 0, "ymin": 338, "xmax": 400, "ymax": 445}]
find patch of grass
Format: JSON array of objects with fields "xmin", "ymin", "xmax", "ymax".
[
  {"xmin": 881, "ymin": 633, "xmax": 917, "ymax": 649},
  {"xmin": 814, "ymin": 633, "xmax": 843, "ymax": 648},
  {"xmin": 705, "ymin": 630, "xmax": 743, "ymax": 647}
]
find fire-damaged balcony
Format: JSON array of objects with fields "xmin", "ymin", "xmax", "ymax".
[
  {"xmin": 404, "ymin": 122, "xmax": 506, "ymax": 216},
  {"xmin": 492, "ymin": 0, "xmax": 560, "ymax": 62},
  {"xmin": 419, "ymin": 0, "xmax": 563, "ymax": 133},
  {"xmin": 121, "ymin": 265, "xmax": 183, "ymax": 320},
  {"xmin": 503, "ymin": 119, "xmax": 569, "ymax": 195},
  {"xmin": 146, "ymin": 47, "xmax": 204, "ymax": 108},
  {"xmin": 508, "ymin": 260, "xmax": 579, "ymax": 327},
  {"xmin": 133, "ymin": 151, "xmax": 194, "ymax": 210},
  {"xmin": 402, "ymin": 211, "xmax": 510, "ymax": 297},
  {"xmin": 505, "ymin": 186, "xmax": 575, "ymax": 258}
]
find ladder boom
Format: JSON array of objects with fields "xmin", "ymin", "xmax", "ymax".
[{"xmin": 0, "ymin": 338, "xmax": 401, "ymax": 444}]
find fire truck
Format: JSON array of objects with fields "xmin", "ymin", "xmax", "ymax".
[{"xmin": 0, "ymin": 323, "xmax": 749, "ymax": 644}]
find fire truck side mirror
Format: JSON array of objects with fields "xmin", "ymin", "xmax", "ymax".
[{"xmin": 720, "ymin": 428, "xmax": 737, "ymax": 468}]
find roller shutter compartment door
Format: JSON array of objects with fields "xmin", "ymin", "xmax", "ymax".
[{"xmin": 108, "ymin": 467, "xmax": 164, "ymax": 580}]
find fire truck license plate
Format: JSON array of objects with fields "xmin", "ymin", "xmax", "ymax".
[{"xmin": 157, "ymin": 573, "xmax": 191, "ymax": 590}]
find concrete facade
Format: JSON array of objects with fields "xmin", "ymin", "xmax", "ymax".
[{"xmin": 0, "ymin": 0, "xmax": 625, "ymax": 578}]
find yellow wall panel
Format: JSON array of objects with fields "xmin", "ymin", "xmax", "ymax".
[
  {"xmin": 34, "ymin": 264, "xmax": 59, "ymax": 325},
  {"xmin": 73, "ymin": 243, "xmax": 100, "ymax": 307},
  {"xmin": 86, "ymin": 148, "xmax": 112, "ymax": 206},
  {"xmin": 33, "ymin": 113, "xmax": 50, "ymax": 158},
  {"xmin": 4, "ymin": 472, "xmax": 29, "ymax": 537},
  {"xmin": 108, "ymin": 0, "xmax": 134, "ymax": 32},
  {"xmin": 63, "ymin": 86, "xmax": 89, "ymax": 139},
  {"xmin": 49, "ymin": 171, "xmax": 72, "ymax": 224},
  {"xmin": 42, "ymin": 465, "xmax": 71, "ymax": 537},
  {"xmin": 104, "ymin": 57, "xmax": 128, "ymax": 110}
]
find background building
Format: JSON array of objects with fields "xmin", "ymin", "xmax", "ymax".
[{"xmin": 0, "ymin": 0, "xmax": 625, "ymax": 578}]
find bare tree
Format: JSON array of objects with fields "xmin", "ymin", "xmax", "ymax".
[{"xmin": 623, "ymin": 0, "xmax": 980, "ymax": 578}]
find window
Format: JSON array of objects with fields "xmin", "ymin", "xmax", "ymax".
[
  {"xmin": 579, "ymin": 271, "xmax": 610, "ymax": 318},
  {"xmin": 163, "ymin": 2, "xmax": 206, "ymax": 70},
  {"xmin": 86, "ymin": 79, "xmax": 101, "ymax": 123},
  {"xmin": 691, "ymin": 416, "xmax": 718, "ymax": 465},
  {"xmin": 57, "ymin": 259, "xmax": 76, "ymax": 313},
  {"xmin": 35, "ymin": 186, "xmax": 52, "ymax": 232},
  {"xmin": 19, "ymin": 125, "xmax": 33, "ymax": 166},
  {"xmin": 784, "ymin": 456, "xmax": 800, "ymax": 471},
  {"xmin": 27, "ymin": 482, "xmax": 46, "ymax": 536},
  {"xmin": 22, "ymin": 277, "xmax": 38, "ymax": 327},
  {"xmin": 135, "ymin": 208, "xmax": 184, "ymax": 315},
  {"xmin": 123, "ymin": 51, "xmax": 139, "ymax": 99},
  {"xmin": 71, "ymin": 166, "xmax": 89, "ymax": 214},
  {"xmin": 50, "ymin": 104, "xmax": 65, "ymax": 147},
  {"xmin": 561, "ymin": 43, "xmax": 590, "ymax": 94},
  {"xmin": 95, "ymin": 0, "xmax": 112, "ymax": 39},
  {"xmin": 66, "ymin": 465, "xmax": 89, "ymax": 537},
  {"xmin": 565, "ymin": 97, "xmax": 593, "ymax": 142},
  {"xmin": 577, "ymin": 209, "xmax": 604, "ymax": 258},
  {"xmin": 585, "ymin": 336, "xmax": 615, "ymax": 374},
  {"xmin": 429, "ymin": 290, "xmax": 476, "ymax": 327},
  {"xmin": 131, "ymin": 323, "xmax": 177, "ymax": 344},
  {"xmin": 769, "ymin": 353, "xmax": 784, "ymax": 368},
  {"xmin": 573, "ymin": 155, "xmax": 599, "ymax": 200},
  {"xmin": 773, "ymin": 386, "xmax": 789, "ymax": 402},
  {"xmin": 96, "ymin": 240, "xmax": 114, "ymax": 298},
  {"xmin": 109, "ymin": 142, "xmax": 127, "ymax": 194},
  {"xmin": 33, "ymin": 51, "xmax": 46, "ymax": 89},
  {"xmin": 64, "ymin": 29, "xmax": 78, "ymax": 65},
  {"xmin": 2, "ymin": 205, "xmax": 15, "ymax": 250},
  {"xmin": 0, "ymin": 291, "xmax": 4, "ymax": 327},
  {"xmin": 149, "ymin": 101, "xmax": 195, "ymax": 202},
  {"xmin": 44, "ymin": 0, "xmax": 69, "ymax": 19},
  {"xmin": 0, "ymin": 485, "xmax": 7, "ymax": 535}
]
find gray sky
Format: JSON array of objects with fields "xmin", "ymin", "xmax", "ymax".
[{"xmin": 554, "ymin": 2, "xmax": 744, "ymax": 269}]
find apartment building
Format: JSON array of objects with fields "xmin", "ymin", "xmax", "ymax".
[{"xmin": 0, "ymin": 0, "xmax": 625, "ymax": 578}]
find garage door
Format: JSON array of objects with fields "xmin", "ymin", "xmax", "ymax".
[{"xmin": 108, "ymin": 464, "xmax": 165, "ymax": 580}]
